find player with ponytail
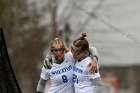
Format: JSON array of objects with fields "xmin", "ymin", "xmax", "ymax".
[{"xmin": 72, "ymin": 33, "xmax": 102, "ymax": 93}]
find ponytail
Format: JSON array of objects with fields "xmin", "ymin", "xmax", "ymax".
[{"xmin": 73, "ymin": 33, "xmax": 89, "ymax": 51}]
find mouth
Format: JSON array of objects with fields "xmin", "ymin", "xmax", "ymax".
[{"xmin": 55, "ymin": 55, "xmax": 64, "ymax": 60}]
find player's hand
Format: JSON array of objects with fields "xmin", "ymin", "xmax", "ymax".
[
  {"xmin": 87, "ymin": 62, "xmax": 97, "ymax": 73},
  {"xmin": 87, "ymin": 56, "xmax": 98, "ymax": 73}
]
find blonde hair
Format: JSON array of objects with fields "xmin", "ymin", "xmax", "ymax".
[{"xmin": 51, "ymin": 38, "xmax": 69, "ymax": 52}]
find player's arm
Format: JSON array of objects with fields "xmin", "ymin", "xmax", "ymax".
[
  {"xmin": 36, "ymin": 77, "xmax": 47, "ymax": 93},
  {"xmin": 36, "ymin": 65, "xmax": 48, "ymax": 93},
  {"xmin": 92, "ymin": 78, "xmax": 102, "ymax": 93},
  {"xmin": 89, "ymin": 47, "xmax": 98, "ymax": 61},
  {"xmin": 36, "ymin": 55, "xmax": 53, "ymax": 93},
  {"xmin": 88, "ymin": 47, "xmax": 98, "ymax": 73}
]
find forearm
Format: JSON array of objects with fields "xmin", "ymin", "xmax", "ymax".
[
  {"xmin": 36, "ymin": 78, "xmax": 47, "ymax": 93},
  {"xmin": 92, "ymin": 56, "xmax": 98, "ymax": 73},
  {"xmin": 92, "ymin": 78, "xmax": 102, "ymax": 93},
  {"xmin": 88, "ymin": 47, "xmax": 99, "ymax": 73},
  {"xmin": 89, "ymin": 47, "xmax": 98, "ymax": 61}
]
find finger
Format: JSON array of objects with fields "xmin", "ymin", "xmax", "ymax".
[
  {"xmin": 89, "ymin": 69, "xmax": 94, "ymax": 74},
  {"xmin": 95, "ymin": 68, "xmax": 98, "ymax": 73},
  {"xmin": 87, "ymin": 63, "xmax": 91, "ymax": 67},
  {"xmin": 89, "ymin": 67, "xmax": 96, "ymax": 74},
  {"xmin": 89, "ymin": 68, "xmax": 93, "ymax": 74},
  {"xmin": 92, "ymin": 67, "xmax": 97, "ymax": 73},
  {"xmin": 88, "ymin": 66, "xmax": 92, "ymax": 71},
  {"xmin": 89, "ymin": 67, "xmax": 93, "ymax": 73}
]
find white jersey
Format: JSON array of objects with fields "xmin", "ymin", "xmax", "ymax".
[
  {"xmin": 73, "ymin": 56, "xmax": 100, "ymax": 93},
  {"xmin": 40, "ymin": 52, "xmax": 75, "ymax": 93}
]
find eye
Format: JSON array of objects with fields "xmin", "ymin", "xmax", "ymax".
[{"xmin": 51, "ymin": 48, "xmax": 64, "ymax": 52}]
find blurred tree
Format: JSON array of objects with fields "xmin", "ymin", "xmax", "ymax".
[
  {"xmin": 0, "ymin": 0, "xmax": 50, "ymax": 93},
  {"xmin": 0, "ymin": 0, "xmax": 105, "ymax": 93},
  {"xmin": 0, "ymin": 0, "xmax": 7, "ymax": 24},
  {"xmin": 63, "ymin": 23, "xmax": 72, "ymax": 46},
  {"xmin": 51, "ymin": 0, "xmax": 58, "ymax": 38}
]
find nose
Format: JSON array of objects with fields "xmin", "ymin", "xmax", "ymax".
[
  {"xmin": 55, "ymin": 51, "xmax": 62, "ymax": 54},
  {"xmin": 54, "ymin": 51, "xmax": 64, "ymax": 57}
]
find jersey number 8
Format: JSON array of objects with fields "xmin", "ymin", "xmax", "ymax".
[{"xmin": 62, "ymin": 75, "xmax": 68, "ymax": 83}]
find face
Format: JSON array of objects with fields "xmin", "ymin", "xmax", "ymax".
[
  {"xmin": 71, "ymin": 45, "xmax": 84, "ymax": 60},
  {"xmin": 51, "ymin": 44, "xmax": 65, "ymax": 60}
]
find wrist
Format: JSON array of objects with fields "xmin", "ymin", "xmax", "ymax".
[{"xmin": 91, "ymin": 55, "xmax": 98, "ymax": 61}]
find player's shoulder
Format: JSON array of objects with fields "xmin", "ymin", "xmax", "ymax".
[
  {"xmin": 65, "ymin": 51, "xmax": 73, "ymax": 58},
  {"xmin": 82, "ymin": 56, "xmax": 92, "ymax": 64},
  {"xmin": 85, "ymin": 56, "xmax": 92, "ymax": 60},
  {"xmin": 89, "ymin": 46, "xmax": 97, "ymax": 50}
]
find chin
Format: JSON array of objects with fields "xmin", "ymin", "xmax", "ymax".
[
  {"xmin": 73, "ymin": 56, "xmax": 77, "ymax": 60},
  {"xmin": 57, "ymin": 56, "xmax": 64, "ymax": 59}
]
